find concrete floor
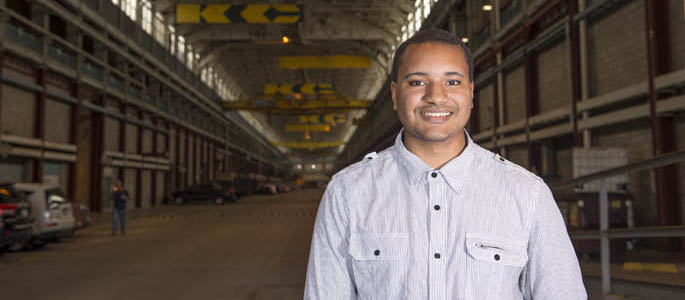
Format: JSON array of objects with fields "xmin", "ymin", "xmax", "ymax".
[
  {"xmin": 3, "ymin": 187, "xmax": 685, "ymax": 300},
  {"xmin": 0, "ymin": 189, "xmax": 322, "ymax": 300}
]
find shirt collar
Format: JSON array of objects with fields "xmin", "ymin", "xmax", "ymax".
[{"xmin": 394, "ymin": 128, "xmax": 476, "ymax": 194}]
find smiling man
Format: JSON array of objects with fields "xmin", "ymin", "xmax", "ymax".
[{"xmin": 304, "ymin": 29, "xmax": 586, "ymax": 300}]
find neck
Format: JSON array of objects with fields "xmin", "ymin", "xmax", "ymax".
[{"xmin": 403, "ymin": 130, "xmax": 467, "ymax": 169}]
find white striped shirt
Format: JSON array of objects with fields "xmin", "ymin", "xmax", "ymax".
[{"xmin": 304, "ymin": 129, "xmax": 587, "ymax": 299}]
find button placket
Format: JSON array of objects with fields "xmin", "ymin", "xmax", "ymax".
[{"xmin": 427, "ymin": 171, "xmax": 446, "ymax": 299}]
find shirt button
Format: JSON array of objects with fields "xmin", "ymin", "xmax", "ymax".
[
  {"xmin": 374, "ymin": 249, "xmax": 380, "ymax": 256},
  {"xmin": 434, "ymin": 253, "xmax": 441, "ymax": 259},
  {"xmin": 431, "ymin": 172, "xmax": 438, "ymax": 178},
  {"xmin": 499, "ymin": 157, "xmax": 505, "ymax": 162},
  {"xmin": 434, "ymin": 205, "xmax": 441, "ymax": 211},
  {"xmin": 494, "ymin": 254, "xmax": 500, "ymax": 261}
]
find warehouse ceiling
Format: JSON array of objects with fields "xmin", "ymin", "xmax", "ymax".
[{"xmin": 151, "ymin": 0, "xmax": 426, "ymax": 162}]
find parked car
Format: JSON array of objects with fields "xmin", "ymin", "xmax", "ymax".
[
  {"xmin": 215, "ymin": 180, "xmax": 239, "ymax": 200},
  {"xmin": 0, "ymin": 183, "xmax": 33, "ymax": 251},
  {"xmin": 13, "ymin": 183, "xmax": 76, "ymax": 248},
  {"xmin": 170, "ymin": 182, "xmax": 238, "ymax": 205},
  {"xmin": 255, "ymin": 182, "xmax": 277, "ymax": 195},
  {"xmin": 0, "ymin": 218, "xmax": 5, "ymax": 254}
]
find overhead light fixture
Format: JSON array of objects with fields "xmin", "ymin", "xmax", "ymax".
[
  {"xmin": 282, "ymin": 35, "xmax": 291, "ymax": 44},
  {"xmin": 461, "ymin": 37, "xmax": 469, "ymax": 43},
  {"xmin": 482, "ymin": 4, "xmax": 493, "ymax": 11}
]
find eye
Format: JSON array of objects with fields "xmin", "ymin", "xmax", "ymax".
[
  {"xmin": 408, "ymin": 80, "xmax": 424, "ymax": 86},
  {"xmin": 446, "ymin": 79, "xmax": 461, "ymax": 86}
]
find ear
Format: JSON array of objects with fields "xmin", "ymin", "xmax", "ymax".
[
  {"xmin": 470, "ymin": 82, "xmax": 475, "ymax": 109},
  {"xmin": 391, "ymin": 81, "xmax": 398, "ymax": 110}
]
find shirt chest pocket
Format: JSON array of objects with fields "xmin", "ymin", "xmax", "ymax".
[
  {"xmin": 349, "ymin": 234, "xmax": 408, "ymax": 300},
  {"xmin": 465, "ymin": 234, "xmax": 528, "ymax": 300}
]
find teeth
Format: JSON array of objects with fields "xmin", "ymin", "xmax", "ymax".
[{"xmin": 423, "ymin": 112, "xmax": 451, "ymax": 117}]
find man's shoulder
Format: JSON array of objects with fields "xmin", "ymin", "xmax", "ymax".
[
  {"xmin": 471, "ymin": 143, "xmax": 544, "ymax": 185},
  {"xmin": 330, "ymin": 146, "xmax": 396, "ymax": 184}
]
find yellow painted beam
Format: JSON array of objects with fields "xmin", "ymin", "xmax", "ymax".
[
  {"xmin": 285, "ymin": 124, "xmax": 331, "ymax": 132},
  {"xmin": 622, "ymin": 262, "xmax": 679, "ymax": 273},
  {"xmin": 176, "ymin": 4, "xmax": 201, "ymax": 23},
  {"xmin": 176, "ymin": 4, "xmax": 301, "ymax": 24},
  {"xmin": 274, "ymin": 141, "xmax": 344, "ymax": 149},
  {"xmin": 298, "ymin": 113, "xmax": 346, "ymax": 124},
  {"xmin": 265, "ymin": 83, "xmax": 335, "ymax": 95},
  {"xmin": 279, "ymin": 56, "xmax": 371, "ymax": 69},
  {"xmin": 222, "ymin": 99, "xmax": 371, "ymax": 112}
]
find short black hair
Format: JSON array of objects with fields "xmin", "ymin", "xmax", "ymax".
[{"xmin": 390, "ymin": 28, "xmax": 473, "ymax": 83}]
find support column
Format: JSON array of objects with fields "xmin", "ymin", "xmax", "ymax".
[
  {"xmin": 645, "ymin": 0, "xmax": 680, "ymax": 250},
  {"xmin": 567, "ymin": 0, "xmax": 583, "ymax": 147},
  {"xmin": 90, "ymin": 95, "xmax": 105, "ymax": 212},
  {"xmin": 34, "ymin": 68, "xmax": 46, "ymax": 183},
  {"xmin": 524, "ymin": 28, "xmax": 541, "ymax": 174},
  {"xmin": 136, "ymin": 110, "xmax": 143, "ymax": 208},
  {"xmin": 118, "ymin": 102, "xmax": 126, "ymax": 182},
  {"xmin": 151, "ymin": 117, "xmax": 158, "ymax": 207},
  {"xmin": 68, "ymin": 81, "xmax": 80, "ymax": 201}
]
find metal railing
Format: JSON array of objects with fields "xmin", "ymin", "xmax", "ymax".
[{"xmin": 549, "ymin": 150, "xmax": 685, "ymax": 295}]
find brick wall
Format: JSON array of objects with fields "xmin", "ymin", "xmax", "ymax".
[
  {"xmin": 141, "ymin": 170, "xmax": 151, "ymax": 208},
  {"xmin": 125, "ymin": 108, "xmax": 137, "ymax": 154},
  {"xmin": 587, "ymin": 0, "xmax": 648, "ymax": 97},
  {"xmin": 503, "ymin": 65, "xmax": 526, "ymax": 124},
  {"xmin": 506, "ymin": 144, "xmax": 529, "ymax": 169},
  {"xmin": 668, "ymin": 0, "xmax": 685, "ymax": 71},
  {"xmin": 44, "ymin": 99, "xmax": 71, "ymax": 143},
  {"xmin": 476, "ymin": 82, "xmax": 494, "ymax": 131},
  {"xmin": 536, "ymin": 41, "xmax": 569, "ymax": 114},
  {"xmin": 103, "ymin": 116, "xmax": 119, "ymax": 152},
  {"xmin": 124, "ymin": 168, "xmax": 137, "ymax": 210},
  {"xmin": 1, "ymin": 69, "xmax": 35, "ymax": 137}
]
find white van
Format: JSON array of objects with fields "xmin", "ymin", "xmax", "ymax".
[{"xmin": 13, "ymin": 183, "xmax": 76, "ymax": 247}]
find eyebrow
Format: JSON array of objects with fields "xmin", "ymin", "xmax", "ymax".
[{"xmin": 403, "ymin": 71, "xmax": 465, "ymax": 80}]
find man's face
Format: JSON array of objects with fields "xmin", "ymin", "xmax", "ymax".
[{"xmin": 391, "ymin": 42, "xmax": 474, "ymax": 143}]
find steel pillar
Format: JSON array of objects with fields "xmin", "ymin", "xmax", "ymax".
[{"xmin": 645, "ymin": 0, "xmax": 681, "ymax": 250}]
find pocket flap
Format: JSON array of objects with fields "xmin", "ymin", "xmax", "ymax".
[
  {"xmin": 465, "ymin": 233, "xmax": 528, "ymax": 267},
  {"xmin": 349, "ymin": 233, "xmax": 408, "ymax": 261}
]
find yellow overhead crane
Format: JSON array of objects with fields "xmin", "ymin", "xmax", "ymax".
[
  {"xmin": 222, "ymin": 98, "xmax": 371, "ymax": 113},
  {"xmin": 176, "ymin": 4, "xmax": 301, "ymax": 24},
  {"xmin": 273, "ymin": 141, "xmax": 344, "ymax": 149}
]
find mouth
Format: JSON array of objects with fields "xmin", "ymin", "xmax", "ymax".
[
  {"xmin": 421, "ymin": 112, "xmax": 453, "ymax": 117},
  {"xmin": 419, "ymin": 110, "xmax": 454, "ymax": 123}
]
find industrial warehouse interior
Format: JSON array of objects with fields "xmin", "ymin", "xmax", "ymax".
[{"xmin": 0, "ymin": 0, "xmax": 684, "ymax": 299}]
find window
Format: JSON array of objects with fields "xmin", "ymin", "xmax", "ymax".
[
  {"xmin": 122, "ymin": 0, "xmax": 137, "ymax": 21},
  {"xmin": 186, "ymin": 46, "xmax": 194, "ymax": 69},
  {"xmin": 141, "ymin": 1, "xmax": 152, "ymax": 33},
  {"xmin": 169, "ymin": 27, "xmax": 176, "ymax": 53},
  {"xmin": 177, "ymin": 35, "xmax": 185, "ymax": 61},
  {"xmin": 423, "ymin": 0, "xmax": 431, "ymax": 18},
  {"xmin": 154, "ymin": 13, "xmax": 165, "ymax": 44}
]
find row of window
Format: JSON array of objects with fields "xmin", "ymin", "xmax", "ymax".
[{"xmin": 110, "ymin": 0, "xmax": 232, "ymax": 100}]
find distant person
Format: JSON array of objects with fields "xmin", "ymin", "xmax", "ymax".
[
  {"xmin": 111, "ymin": 181, "xmax": 129, "ymax": 236},
  {"xmin": 304, "ymin": 29, "xmax": 586, "ymax": 299}
]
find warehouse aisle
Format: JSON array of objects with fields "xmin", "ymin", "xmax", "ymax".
[{"xmin": 0, "ymin": 189, "xmax": 323, "ymax": 300}]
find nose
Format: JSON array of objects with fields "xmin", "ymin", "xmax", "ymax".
[{"xmin": 422, "ymin": 81, "xmax": 448, "ymax": 105}]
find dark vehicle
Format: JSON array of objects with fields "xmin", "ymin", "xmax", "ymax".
[
  {"xmin": 0, "ymin": 183, "xmax": 34, "ymax": 251},
  {"xmin": 0, "ymin": 218, "xmax": 5, "ymax": 254},
  {"xmin": 170, "ymin": 182, "xmax": 237, "ymax": 205}
]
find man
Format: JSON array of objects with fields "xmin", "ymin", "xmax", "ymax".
[
  {"xmin": 304, "ymin": 29, "xmax": 586, "ymax": 299},
  {"xmin": 111, "ymin": 181, "xmax": 129, "ymax": 236}
]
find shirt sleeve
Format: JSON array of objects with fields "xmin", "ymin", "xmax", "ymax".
[
  {"xmin": 524, "ymin": 182, "xmax": 587, "ymax": 299},
  {"xmin": 304, "ymin": 178, "xmax": 356, "ymax": 300}
]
